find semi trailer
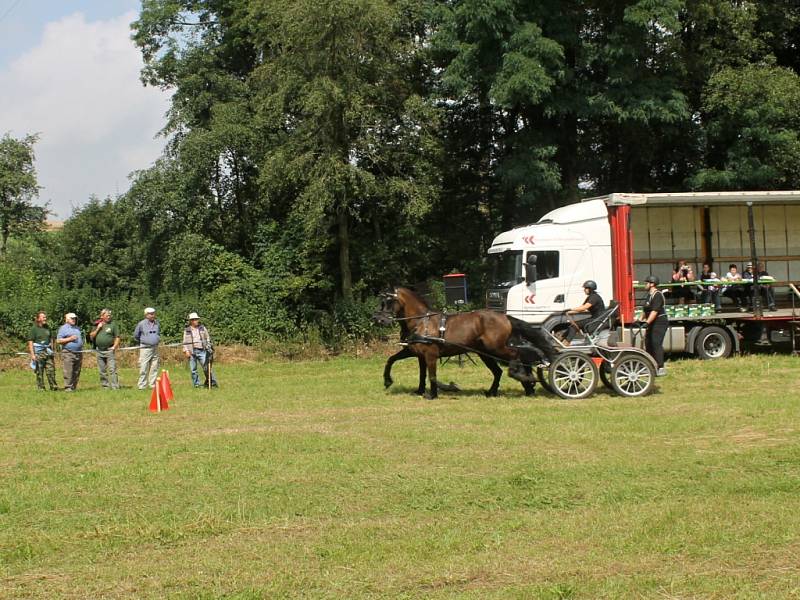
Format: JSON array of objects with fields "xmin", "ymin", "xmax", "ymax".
[{"xmin": 486, "ymin": 191, "xmax": 800, "ymax": 358}]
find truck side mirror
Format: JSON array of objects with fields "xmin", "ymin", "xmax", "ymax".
[{"xmin": 524, "ymin": 254, "xmax": 537, "ymax": 284}]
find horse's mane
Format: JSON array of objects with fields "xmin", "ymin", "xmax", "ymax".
[{"xmin": 395, "ymin": 286, "xmax": 432, "ymax": 310}]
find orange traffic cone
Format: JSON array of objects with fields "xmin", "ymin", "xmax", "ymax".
[
  {"xmin": 161, "ymin": 369, "xmax": 174, "ymax": 402},
  {"xmin": 149, "ymin": 375, "xmax": 169, "ymax": 413}
]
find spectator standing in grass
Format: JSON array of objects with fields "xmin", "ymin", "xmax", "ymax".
[
  {"xmin": 56, "ymin": 312, "xmax": 83, "ymax": 392},
  {"xmin": 90, "ymin": 308, "xmax": 120, "ymax": 389},
  {"xmin": 133, "ymin": 307, "xmax": 160, "ymax": 389},
  {"xmin": 182, "ymin": 312, "xmax": 218, "ymax": 388},
  {"xmin": 28, "ymin": 311, "xmax": 58, "ymax": 391}
]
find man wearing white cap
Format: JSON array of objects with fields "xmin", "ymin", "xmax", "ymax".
[
  {"xmin": 56, "ymin": 312, "xmax": 83, "ymax": 391},
  {"xmin": 182, "ymin": 312, "xmax": 218, "ymax": 388},
  {"xmin": 133, "ymin": 307, "xmax": 161, "ymax": 389}
]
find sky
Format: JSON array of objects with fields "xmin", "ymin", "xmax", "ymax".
[{"xmin": 0, "ymin": 0, "xmax": 170, "ymax": 218}]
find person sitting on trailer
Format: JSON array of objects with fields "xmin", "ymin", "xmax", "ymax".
[
  {"xmin": 699, "ymin": 263, "xmax": 722, "ymax": 312},
  {"xmin": 742, "ymin": 263, "xmax": 754, "ymax": 303},
  {"xmin": 756, "ymin": 262, "xmax": 778, "ymax": 311},
  {"xmin": 670, "ymin": 260, "xmax": 696, "ymax": 304},
  {"xmin": 722, "ymin": 264, "xmax": 746, "ymax": 311},
  {"xmin": 741, "ymin": 262, "xmax": 775, "ymax": 311},
  {"xmin": 564, "ymin": 280, "xmax": 605, "ymax": 344}
]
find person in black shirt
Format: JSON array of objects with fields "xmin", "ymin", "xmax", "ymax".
[
  {"xmin": 756, "ymin": 262, "xmax": 777, "ymax": 311},
  {"xmin": 642, "ymin": 275, "xmax": 668, "ymax": 376},
  {"xmin": 564, "ymin": 280, "xmax": 605, "ymax": 343}
]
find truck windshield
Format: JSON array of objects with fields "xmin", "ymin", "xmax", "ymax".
[{"xmin": 489, "ymin": 250, "xmax": 523, "ymax": 288}]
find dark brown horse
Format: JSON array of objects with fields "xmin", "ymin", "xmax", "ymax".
[{"xmin": 375, "ymin": 287, "xmax": 555, "ymax": 399}]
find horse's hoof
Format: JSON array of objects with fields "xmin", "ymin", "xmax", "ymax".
[
  {"xmin": 424, "ymin": 393, "xmax": 436, "ymax": 400},
  {"xmin": 384, "ymin": 378, "xmax": 393, "ymax": 389},
  {"xmin": 439, "ymin": 381, "xmax": 460, "ymax": 392},
  {"xmin": 411, "ymin": 389, "xmax": 425, "ymax": 396},
  {"xmin": 484, "ymin": 390, "xmax": 499, "ymax": 397}
]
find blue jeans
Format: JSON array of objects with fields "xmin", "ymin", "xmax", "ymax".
[{"xmin": 189, "ymin": 350, "xmax": 218, "ymax": 387}]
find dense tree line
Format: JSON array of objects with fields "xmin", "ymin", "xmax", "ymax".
[{"xmin": 3, "ymin": 0, "xmax": 800, "ymax": 346}]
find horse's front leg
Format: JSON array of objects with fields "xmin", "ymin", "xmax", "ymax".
[
  {"xmin": 383, "ymin": 347, "xmax": 414, "ymax": 388},
  {"xmin": 424, "ymin": 351, "xmax": 438, "ymax": 400}
]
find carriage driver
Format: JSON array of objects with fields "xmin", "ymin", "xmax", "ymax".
[{"xmin": 563, "ymin": 280, "xmax": 605, "ymax": 344}]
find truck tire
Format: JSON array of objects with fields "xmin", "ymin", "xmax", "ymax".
[{"xmin": 694, "ymin": 326, "xmax": 733, "ymax": 360}]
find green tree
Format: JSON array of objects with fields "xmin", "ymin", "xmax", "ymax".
[
  {"xmin": 250, "ymin": 0, "xmax": 440, "ymax": 300},
  {"xmin": 0, "ymin": 133, "xmax": 46, "ymax": 256},
  {"xmin": 58, "ymin": 197, "xmax": 143, "ymax": 296},
  {"xmin": 690, "ymin": 64, "xmax": 800, "ymax": 189}
]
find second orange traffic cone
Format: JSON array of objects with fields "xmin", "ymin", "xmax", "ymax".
[
  {"xmin": 160, "ymin": 369, "xmax": 174, "ymax": 402},
  {"xmin": 149, "ymin": 375, "xmax": 169, "ymax": 413}
]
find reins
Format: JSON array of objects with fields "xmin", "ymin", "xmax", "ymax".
[{"xmin": 387, "ymin": 311, "xmax": 442, "ymax": 322}]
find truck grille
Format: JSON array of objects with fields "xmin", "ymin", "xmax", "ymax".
[{"xmin": 486, "ymin": 289, "xmax": 508, "ymax": 312}]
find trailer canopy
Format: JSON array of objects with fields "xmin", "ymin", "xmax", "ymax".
[
  {"xmin": 584, "ymin": 191, "xmax": 800, "ymax": 283},
  {"xmin": 587, "ymin": 191, "xmax": 800, "ymax": 207}
]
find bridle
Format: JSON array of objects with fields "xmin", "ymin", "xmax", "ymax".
[{"xmin": 375, "ymin": 292, "xmax": 442, "ymax": 323}]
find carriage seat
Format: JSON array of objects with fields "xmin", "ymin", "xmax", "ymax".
[{"xmin": 580, "ymin": 301, "xmax": 619, "ymax": 335}]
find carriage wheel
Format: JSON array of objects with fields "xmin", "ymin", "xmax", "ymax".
[
  {"xmin": 536, "ymin": 366, "xmax": 555, "ymax": 394},
  {"xmin": 610, "ymin": 352, "xmax": 655, "ymax": 397},
  {"xmin": 599, "ymin": 361, "xmax": 613, "ymax": 390},
  {"xmin": 548, "ymin": 352, "xmax": 598, "ymax": 399}
]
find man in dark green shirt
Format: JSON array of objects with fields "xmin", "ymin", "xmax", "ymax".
[
  {"xmin": 89, "ymin": 308, "xmax": 120, "ymax": 389},
  {"xmin": 27, "ymin": 311, "xmax": 58, "ymax": 391}
]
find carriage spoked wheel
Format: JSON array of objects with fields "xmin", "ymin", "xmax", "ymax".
[
  {"xmin": 609, "ymin": 352, "xmax": 655, "ymax": 397},
  {"xmin": 548, "ymin": 351, "xmax": 598, "ymax": 399}
]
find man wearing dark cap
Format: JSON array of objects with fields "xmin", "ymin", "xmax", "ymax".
[
  {"xmin": 642, "ymin": 276, "xmax": 668, "ymax": 376},
  {"xmin": 564, "ymin": 280, "xmax": 605, "ymax": 343}
]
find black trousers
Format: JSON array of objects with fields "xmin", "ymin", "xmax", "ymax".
[{"xmin": 645, "ymin": 317, "xmax": 668, "ymax": 369}]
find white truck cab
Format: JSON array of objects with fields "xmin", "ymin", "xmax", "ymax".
[{"xmin": 487, "ymin": 199, "xmax": 613, "ymax": 323}]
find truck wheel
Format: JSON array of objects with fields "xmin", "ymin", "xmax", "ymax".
[
  {"xmin": 694, "ymin": 326, "xmax": 732, "ymax": 360},
  {"xmin": 548, "ymin": 352, "xmax": 598, "ymax": 399},
  {"xmin": 610, "ymin": 352, "xmax": 655, "ymax": 397}
]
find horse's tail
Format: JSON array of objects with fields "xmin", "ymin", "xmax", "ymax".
[{"xmin": 507, "ymin": 316, "xmax": 558, "ymax": 363}]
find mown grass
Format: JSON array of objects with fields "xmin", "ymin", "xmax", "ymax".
[{"xmin": 1, "ymin": 354, "xmax": 800, "ymax": 598}]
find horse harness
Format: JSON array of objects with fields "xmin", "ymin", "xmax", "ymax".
[{"xmin": 393, "ymin": 310, "xmax": 448, "ymax": 345}]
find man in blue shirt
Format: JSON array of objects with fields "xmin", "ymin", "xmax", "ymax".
[
  {"xmin": 56, "ymin": 312, "xmax": 83, "ymax": 391},
  {"xmin": 133, "ymin": 307, "xmax": 161, "ymax": 389}
]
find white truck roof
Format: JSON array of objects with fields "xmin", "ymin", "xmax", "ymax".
[{"xmin": 585, "ymin": 191, "xmax": 800, "ymax": 206}]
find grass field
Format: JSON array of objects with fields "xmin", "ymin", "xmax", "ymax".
[{"xmin": 2, "ymin": 353, "xmax": 800, "ymax": 599}]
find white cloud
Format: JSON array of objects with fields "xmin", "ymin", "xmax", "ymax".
[{"xmin": 0, "ymin": 11, "xmax": 170, "ymax": 217}]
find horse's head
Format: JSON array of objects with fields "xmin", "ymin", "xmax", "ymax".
[{"xmin": 373, "ymin": 290, "xmax": 400, "ymax": 326}]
